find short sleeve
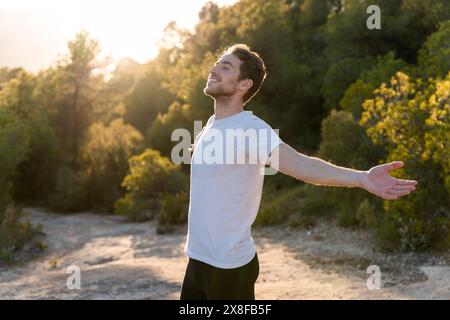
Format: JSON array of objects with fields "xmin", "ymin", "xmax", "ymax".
[
  {"xmin": 260, "ymin": 127, "xmax": 283, "ymax": 166},
  {"xmin": 249, "ymin": 119, "xmax": 283, "ymax": 166}
]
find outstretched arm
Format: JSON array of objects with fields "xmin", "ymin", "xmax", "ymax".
[{"xmin": 270, "ymin": 143, "xmax": 417, "ymax": 200}]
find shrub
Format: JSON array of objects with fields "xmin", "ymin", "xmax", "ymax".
[
  {"xmin": 79, "ymin": 119, "xmax": 144, "ymax": 211},
  {"xmin": 360, "ymin": 71, "xmax": 450, "ymax": 251},
  {"xmin": 256, "ymin": 184, "xmax": 333, "ymax": 228},
  {"xmin": 316, "ymin": 109, "xmax": 384, "ymax": 228},
  {"xmin": 255, "ymin": 186, "xmax": 306, "ymax": 226},
  {"xmin": 418, "ymin": 20, "xmax": 450, "ymax": 78},
  {"xmin": 115, "ymin": 149, "xmax": 188, "ymax": 224},
  {"xmin": 0, "ymin": 206, "xmax": 42, "ymax": 263},
  {"xmin": 49, "ymin": 165, "xmax": 89, "ymax": 212},
  {"xmin": 114, "ymin": 193, "xmax": 159, "ymax": 222},
  {"xmin": 156, "ymin": 191, "xmax": 189, "ymax": 234}
]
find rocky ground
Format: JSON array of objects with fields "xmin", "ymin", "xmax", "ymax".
[{"xmin": 0, "ymin": 207, "xmax": 449, "ymax": 299}]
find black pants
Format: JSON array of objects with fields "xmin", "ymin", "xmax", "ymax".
[{"xmin": 180, "ymin": 253, "xmax": 259, "ymax": 300}]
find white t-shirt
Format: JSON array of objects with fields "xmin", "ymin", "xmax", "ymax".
[{"xmin": 184, "ymin": 110, "xmax": 283, "ymax": 269}]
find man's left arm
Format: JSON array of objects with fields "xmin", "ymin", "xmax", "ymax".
[{"xmin": 269, "ymin": 143, "xmax": 418, "ymax": 200}]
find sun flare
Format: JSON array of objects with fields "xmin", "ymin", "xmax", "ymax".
[{"xmin": 0, "ymin": 0, "xmax": 236, "ymax": 71}]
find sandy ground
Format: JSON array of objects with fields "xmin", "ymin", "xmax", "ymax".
[{"xmin": 0, "ymin": 207, "xmax": 449, "ymax": 300}]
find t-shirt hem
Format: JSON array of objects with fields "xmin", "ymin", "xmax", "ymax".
[{"xmin": 185, "ymin": 249, "xmax": 256, "ymax": 269}]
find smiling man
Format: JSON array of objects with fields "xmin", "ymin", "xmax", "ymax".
[{"xmin": 180, "ymin": 44, "xmax": 418, "ymax": 300}]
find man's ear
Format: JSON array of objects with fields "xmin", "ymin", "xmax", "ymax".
[{"xmin": 239, "ymin": 79, "xmax": 253, "ymax": 93}]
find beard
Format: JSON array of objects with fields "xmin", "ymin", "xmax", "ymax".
[{"xmin": 203, "ymin": 82, "xmax": 235, "ymax": 99}]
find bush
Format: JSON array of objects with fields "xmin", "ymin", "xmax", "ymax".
[
  {"xmin": 418, "ymin": 20, "xmax": 450, "ymax": 78},
  {"xmin": 0, "ymin": 206, "xmax": 42, "ymax": 263},
  {"xmin": 318, "ymin": 109, "xmax": 384, "ymax": 170},
  {"xmin": 49, "ymin": 165, "xmax": 89, "ymax": 212},
  {"xmin": 340, "ymin": 52, "xmax": 408, "ymax": 120},
  {"xmin": 355, "ymin": 198, "xmax": 378, "ymax": 229},
  {"xmin": 316, "ymin": 109, "xmax": 384, "ymax": 228},
  {"xmin": 120, "ymin": 148, "xmax": 188, "ymax": 197},
  {"xmin": 360, "ymin": 71, "xmax": 450, "ymax": 251},
  {"xmin": 114, "ymin": 194, "xmax": 159, "ymax": 222},
  {"xmin": 115, "ymin": 148, "xmax": 188, "ymax": 223},
  {"xmin": 156, "ymin": 191, "xmax": 189, "ymax": 234},
  {"xmin": 256, "ymin": 184, "xmax": 333, "ymax": 228},
  {"xmin": 287, "ymin": 185, "xmax": 335, "ymax": 229},
  {"xmin": 321, "ymin": 57, "xmax": 375, "ymax": 110},
  {"xmin": 79, "ymin": 119, "xmax": 144, "ymax": 211},
  {"xmin": 255, "ymin": 186, "xmax": 306, "ymax": 226},
  {"xmin": 49, "ymin": 119, "xmax": 144, "ymax": 213},
  {"xmin": 0, "ymin": 108, "xmax": 30, "ymax": 209},
  {"xmin": 146, "ymin": 102, "xmax": 194, "ymax": 157}
]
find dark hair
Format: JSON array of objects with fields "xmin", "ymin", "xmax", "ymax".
[{"xmin": 221, "ymin": 44, "xmax": 266, "ymax": 104}]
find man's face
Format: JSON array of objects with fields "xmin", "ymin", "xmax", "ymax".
[{"xmin": 204, "ymin": 53, "xmax": 244, "ymax": 100}]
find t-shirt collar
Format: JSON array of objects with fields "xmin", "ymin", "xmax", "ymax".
[{"xmin": 212, "ymin": 110, "xmax": 252, "ymax": 125}]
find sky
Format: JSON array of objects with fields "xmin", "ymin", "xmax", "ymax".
[{"xmin": 0, "ymin": 0, "xmax": 237, "ymax": 73}]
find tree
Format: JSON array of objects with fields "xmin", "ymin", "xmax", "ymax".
[
  {"xmin": 418, "ymin": 20, "xmax": 450, "ymax": 78},
  {"xmin": 54, "ymin": 31, "xmax": 110, "ymax": 159},
  {"xmin": 123, "ymin": 62, "xmax": 174, "ymax": 134},
  {"xmin": 0, "ymin": 109, "xmax": 30, "ymax": 209},
  {"xmin": 79, "ymin": 118, "xmax": 144, "ymax": 211},
  {"xmin": 0, "ymin": 70, "xmax": 62, "ymax": 203},
  {"xmin": 360, "ymin": 71, "xmax": 450, "ymax": 251},
  {"xmin": 340, "ymin": 52, "xmax": 408, "ymax": 119}
]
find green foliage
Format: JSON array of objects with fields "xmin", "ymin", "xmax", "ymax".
[
  {"xmin": 0, "ymin": 247, "xmax": 13, "ymax": 263},
  {"xmin": 0, "ymin": 67, "xmax": 24, "ymax": 90},
  {"xmin": 255, "ymin": 184, "xmax": 333, "ymax": 228},
  {"xmin": 49, "ymin": 165, "xmax": 89, "ymax": 212},
  {"xmin": 360, "ymin": 71, "xmax": 450, "ymax": 251},
  {"xmin": 121, "ymin": 149, "xmax": 188, "ymax": 196},
  {"xmin": 0, "ymin": 70, "xmax": 62, "ymax": 204},
  {"xmin": 340, "ymin": 52, "xmax": 408, "ymax": 119},
  {"xmin": 318, "ymin": 109, "xmax": 384, "ymax": 170},
  {"xmin": 355, "ymin": 198, "xmax": 378, "ymax": 229},
  {"xmin": 50, "ymin": 118, "xmax": 142, "ymax": 213},
  {"xmin": 0, "ymin": 108, "xmax": 30, "ymax": 209},
  {"xmin": 79, "ymin": 119, "xmax": 144, "ymax": 211},
  {"xmin": 115, "ymin": 149, "xmax": 188, "ymax": 222},
  {"xmin": 123, "ymin": 62, "xmax": 175, "ymax": 134},
  {"xmin": 0, "ymin": 206, "xmax": 42, "ymax": 262},
  {"xmin": 315, "ymin": 109, "xmax": 384, "ymax": 227},
  {"xmin": 156, "ymin": 191, "xmax": 189, "ymax": 234},
  {"xmin": 114, "ymin": 193, "xmax": 159, "ymax": 222},
  {"xmin": 12, "ymin": 120, "xmax": 61, "ymax": 204},
  {"xmin": 255, "ymin": 186, "xmax": 306, "ymax": 226},
  {"xmin": 146, "ymin": 102, "xmax": 194, "ymax": 157},
  {"xmin": 1, "ymin": 0, "xmax": 449, "ymax": 252},
  {"xmin": 321, "ymin": 57, "xmax": 375, "ymax": 110},
  {"xmin": 418, "ymin": 20, "xmax": 450, "ymax": 78}
]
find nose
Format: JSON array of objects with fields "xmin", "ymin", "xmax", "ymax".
[{"xmin": 209, "ymin": 65, "xmax": 219, "ymax": 75}]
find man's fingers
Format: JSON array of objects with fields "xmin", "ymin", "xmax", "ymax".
[
  {"xmin": 392, "ymin": 184, "xmax": 416, "ymax": 191},
  {"xmin": 381, "ymin": 192, "xmax": 398, "ymax": 200},
  {"xmin": 391, "ymin": 189, "xmax": 412, "ymax": 196},
  {"xmin": 381, "ymin": 188, "xmax": 414, "ymax": 200},
  {"xmin": 396, "ymin": 179, "xmax": 418, "ymax": 186},
  {"xmin": 386, "ymin": 161, "xmax": 404, "ymax": 172}
]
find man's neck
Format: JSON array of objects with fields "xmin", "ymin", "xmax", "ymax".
[{"xmin": 213, "ymin": 96, "xmax": 244, "ymax": 120}]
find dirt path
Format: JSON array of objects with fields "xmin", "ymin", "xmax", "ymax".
[{"xmin": 0, "ymin": 208, "xmax": 449, "ymax": 299}]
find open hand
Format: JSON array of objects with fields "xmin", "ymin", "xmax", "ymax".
[{"xmin": 360, "ymin": 161, "xmax": 418, "ymax": 200}]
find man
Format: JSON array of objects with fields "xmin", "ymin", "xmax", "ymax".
[{"xmin": 180, "ymin": 44, "xmax": 418, "ymax": 300}]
